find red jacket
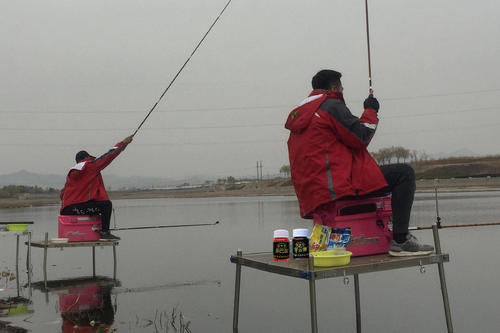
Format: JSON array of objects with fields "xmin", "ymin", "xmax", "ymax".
[
  {"xmin": 285, "ymin": 90, "xmax": 387, "ymax": 218},
  {"xmin": 60, "ymin": 141, "xmax": 129, "ymax": 211}
]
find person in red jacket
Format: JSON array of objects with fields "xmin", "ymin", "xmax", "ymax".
[
  {"xmin": 285, "ymin": 69, "xmax": 433, "ymax": 256},
  {"xmin": 60, "ymin": 135, "xmax": 133, "ymax": 240}
]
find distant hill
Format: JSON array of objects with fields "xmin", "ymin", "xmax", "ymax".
[
  {"xmin": 0, "ymin": 170, "xmax": 64, "ymax": 188},
  {"xmin": 0, "ymin": 170, "xmax": 181, "ymax": 190},
  {"xmin": 3, "ymin": 154, "xmax": 500, "ymax": 190}
]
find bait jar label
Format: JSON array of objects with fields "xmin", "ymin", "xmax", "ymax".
[{"xmin": 273, "ymin": 241, "xmax": 290, "ymax": 259}]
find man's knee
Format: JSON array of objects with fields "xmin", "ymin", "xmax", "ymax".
[
  {"xmin": 99, "ymin": 201, "xmax": 112, "ymax": 214},
  {"xmin": 400, "ymin": 164, "xmax": 415, "ymax": 180},
  {"xmin": 95, "ymin": 200, "xmax": 112, "ymax": 209},
  {"xmin": 380, "ymin": 163, "xmax": 415, "ymax": 189}
]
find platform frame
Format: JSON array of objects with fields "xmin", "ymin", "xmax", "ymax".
[
  {"xmin": 230, "ymin": 225, "xmax": 453, "ymax": 333},
  {"xmin": 28, "ymin": 232, "xmax": 118, "ymax": 288},
  {"xmin": 0, "ymin": 230, "xmax": 32, "ymax": 295}
]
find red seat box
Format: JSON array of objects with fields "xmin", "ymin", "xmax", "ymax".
[
  {"xmin": 313, "ymin": 196, "xmax": 393, "ymax": 256},
  {"xmin": 58, "ymin": 215, "xmax": 102, "ymax": 242}
]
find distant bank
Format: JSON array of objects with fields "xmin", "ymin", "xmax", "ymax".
[{"xmin": 1, "ymin": 177, "xmax": 500, "ymax": 209}]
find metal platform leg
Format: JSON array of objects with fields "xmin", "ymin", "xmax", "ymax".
[
  {"xmin": 432, "ymin": 225, "xmax": 454, "ymax": 333},
  {"xmin": 43, "ymin": 232, "xmax": 48, "ymax": 288},
  {"xmin": 113, "ymin": 244, "xmax": 117, "ymax": 280},
  {"xmin": 92, "ymin": 246, "xmax": 96, "ymax": 278},
  {"xmin": 308, "ymin": 257, "xmax": 318, "ymax": 333},
  {"xmin": 233, "ymin": 250, "xmax": 242, "ymax": 332},
  {"xmin": 354, "ymin": 273, "xmax": 361, "ymax": 333}
]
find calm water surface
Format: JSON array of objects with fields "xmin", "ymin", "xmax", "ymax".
[{"xmin": 1, "ymin": 191, "xmax": 500, "ymax": 332}]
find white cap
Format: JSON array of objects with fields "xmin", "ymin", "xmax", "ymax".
[
  {"xmin": 273, "ymin": 229, "xmax": 289, "ymax": 239},
  {"xmin": 293, "ymin": 228, "xmax": 309, "ymax": 238}
]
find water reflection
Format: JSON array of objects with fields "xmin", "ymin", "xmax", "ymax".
[
  {"xmin": 0, "ymin": 296, "xmax": 33, "ymax": 318},
  {"xmin": 29, "ymin": 276, "xmax": 220, "ymax": 332},
  {"xmin": 130, "ymin": 306, "xmax": 193, "ymax": 332},
  {"xmin": 257, "ymin": 200, "xmax": 264, "ymax": 227},
  {"xmin": 0, "ymin": 267, "xmax": 32, "ymax": 332},
  {"xmin": 32, "ymin": 277, "xmax": 118, "ymax": 333},
  {"xmin": 2, "ymin": 194, "xmax": 500, "ymax": 332}
]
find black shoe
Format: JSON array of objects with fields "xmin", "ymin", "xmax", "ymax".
[{"xmin": 100, "ymin": 231, "xmax": 120, "ymax": 241}]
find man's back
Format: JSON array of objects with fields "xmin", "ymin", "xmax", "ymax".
[
  {"xmin": 61, "ymin": 161, "xmax": 108, "ymax": 209},
  {"xmin": 286, "ymin": 90, "xmax": 385, "ymax": 218},
  {"xmin": 60, "ymin": 138, "xmax": 131, "ymax": 210},
  {"xmin": 285, "ymin": 69, "xmax": 434, "ymax": 256}
]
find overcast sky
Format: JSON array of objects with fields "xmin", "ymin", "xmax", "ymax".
[{"xmin": 1, "ymin": 0, "xmax": 500, "ymax": 180}]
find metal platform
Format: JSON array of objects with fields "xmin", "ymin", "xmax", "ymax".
[
  {"xmin": 28, "ymin": 232, "xmax": 118, "ymax": 287},
  {"xmin": 0, "ymin": 221, "xmax": 33, "ymax": 295},
  {"xmin": 230, "ymin": 225, "xmax": 453, "ymax": 333},
  {"xmin": 231, "ymin": 252, "xmax": 448, "ymax": 280}
]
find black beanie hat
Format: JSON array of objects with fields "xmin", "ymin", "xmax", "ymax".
[
  {"xmin": 311, "ymin": 69, "xmax": 342, "ymax": 90},
  {"xmin": 75, "ymin": 150, "xmax": 91, "ymax": 163}
]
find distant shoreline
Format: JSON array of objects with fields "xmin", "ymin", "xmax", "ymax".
[{"xmin": 1, "ymin": 177, "xmax": 500, "ymax": 210}]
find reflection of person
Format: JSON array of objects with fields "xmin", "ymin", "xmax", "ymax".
[
  {"xmin": 61, "ymin": 284, "xmax": 115, "ymax": 333},
  {"xmin": 285, "ymin": 69, "xmax": 433, "ymax": 256},
  {"xmin": 60, "ymin": 135, "xmax": 133, "ymax": 240}
]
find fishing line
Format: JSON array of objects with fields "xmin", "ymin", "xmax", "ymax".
[
  {"xmin": 110, "ymin": 221, "xmax": 219, "ymax": 231},
  {"xmin": 133, "ymin": 0, "xmax": 233, "ymax": 137},
  {"xmin": 364, "ymin": 0, "xmax": 373, "ymax": 95}
]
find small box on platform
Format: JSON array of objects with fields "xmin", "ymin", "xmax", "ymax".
[
  {"xmin": 313, "ymin": 196, "xmax": 393, "ymax": 256},
  {"xmin": 58, "ymin": 215, "xmax": 102, "ymax": 242}
]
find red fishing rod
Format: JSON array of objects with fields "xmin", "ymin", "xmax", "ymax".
[{"xmin": 133, "ymin": 0, "xmax": 234, "ymax": 136}]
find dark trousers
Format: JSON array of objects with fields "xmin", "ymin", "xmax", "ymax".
[
  {"xmin": 367, "ymin": 163, "xmax": 416, "ymax": 235},
  {"xmin": 61, "ymin": 200, "xmax": 113, "ymax": 232}
]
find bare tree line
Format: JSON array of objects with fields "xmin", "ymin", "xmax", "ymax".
[
  {"xmin": 279, "ymin": 147, "xmax": 431, "ymax": 176},
  {"xmin": 371, "ymin": 146, "xmax": 431, "ymax": 165}
]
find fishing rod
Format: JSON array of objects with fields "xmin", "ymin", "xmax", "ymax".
[
  {"xmin": 364, "ymin": 0, "xmax": 373, "ymax": 95},
  {"xmin": 110, "ymin": 221, "xmax": 219, "ymax": 231},
  {"xmin": 434, "ymin": 187, "xmax": 442, "ymax": 228},
  {"xmin": 0, "ymin": 221, "xmax": 34, "ymax": 224},
  {"xmin": 409, "ymin": 221, "xmax": 500, "ymax": 231},
  {"xmin": 112, "ymin": 279, "xmax": 220, "ymax": 295},
  {"xmin": 132, "ymin": 0, "xmax": 233, "ymax": 136},
  {"xmin": 409, "ymin": 187, "xmax": 500, "ymax": 230}
]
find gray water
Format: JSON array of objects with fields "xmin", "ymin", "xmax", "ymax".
[{"xmin": 1, "ymin": 191, "xmax": 500, "ymax": 332}]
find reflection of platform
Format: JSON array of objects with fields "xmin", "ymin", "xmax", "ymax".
[
  {"xmin": 231, "ymin": 225, "xmax": 454, "ymax": 333},
  {"xmin": 31, "ymin": 276, "xmax": 120, "ymax": 292},
  {"xmin": 32, "ymin": 277, "xmax": 118, "ymax": 333},
  {"xmin": 0, "ymin": 319, "xmax": 29, "ymax": 333},
  {"xmin": 0, "ymin": 296, "xmax": 33, "ymax": 318},
  {"xmin": 28, "ymin": 233, "xmax": 118, "ymax": 287}
]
